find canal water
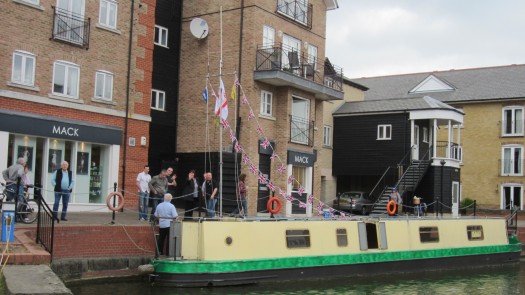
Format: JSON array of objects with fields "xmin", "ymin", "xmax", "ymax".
[{"xmin": 68, "ymin": 262, "xmax": 525, "ymax": 295}]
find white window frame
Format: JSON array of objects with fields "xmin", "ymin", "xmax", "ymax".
[
  {"xmin": 151, "ymin": 89, "xmax": 166, "ymax": 111},
  {"xmin": 262, "ymin": 25, "xmax": 275, "ymax": 46},
  {"xmin": 502, "ymin": 145, "xmax": 523, "ymax": 176},
  {"xmin": 20, "ymin": 0, "xmax": 40, "ymax": 5},
  {"xmin": 502, "ymin": 106, "xmax": 524, "ymax": 137},
  {"xmin": 377, "ymin": 124, "xmax": 392, "ymax": 140},
  {"xmin": 52, "ymin": 60, "xmax": 80, "ymax": 99},
  {"xmin": 422, "ymin": 127, "xmax": 429, "ymax": 143},
  {"xmin": 260, "ymin": 90, "xmax": 273, "ymax": 117},
  {"xmin": 94, "ymin": 70, "xmax": 114, "ymax": 101},
  {"xmin": 154, "ymin": 25, "xmax": 168, "ymax": 47},
  {"xmin": 501, "ymin": 184, "xmax": 523, "ymax": 210},
  {"xmin": 99, "ymin": 0, "xmax": 118, "ymax": 29},
  {"xmin": 323, "ymin": 125, "xmax": 332, "ymax": 147},
  {"xmin": 11, "ymin": 51, "xmax": 36, "ymax": 86},
  {"xmin": 307, "ymin": 44, "xmax": 317, "ymax": 70}
]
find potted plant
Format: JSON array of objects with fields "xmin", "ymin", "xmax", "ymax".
[{"xmin": 460, "ymin": 197, "xmax": 475, "ymax": 215}]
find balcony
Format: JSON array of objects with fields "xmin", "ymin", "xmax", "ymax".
[
  {"xmin": 290, "ymin": 115, "xmax": 314, "ymax": 146},
  {"xmin": 254, "ymin": 43, "xmax": 344, "ymax": 100},
  {"xmin": 276, "ymin": 0, "xmax": 313, "ymax": 29},
  {"xmin": 51, "ymin": 6, "xmax": 90, "ymax": 49},
  {"xmin": 435, "ymin": 141, "xmax": 462, "ymax": 162}
]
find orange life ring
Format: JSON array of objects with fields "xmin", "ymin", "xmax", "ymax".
[
  {"xmin": 267, "ymin": 197, "xmax": 281, "ymax": 214},
  {"xmin": 106, "ymin": 192, "xmax": 125, "ymax": 211},
  {"xmin": 386, "ymin": 200, "xmax": 397, "ymax": 215}
]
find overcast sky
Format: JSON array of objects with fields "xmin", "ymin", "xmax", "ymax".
[{"xmin": 326, "ymin": 1, "xmax": 525, "ymax": 78}]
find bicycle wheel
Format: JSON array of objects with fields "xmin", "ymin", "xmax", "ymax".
[{"xmin": 19, "ymin": 200, "xmax": 38, "ymax": 224}]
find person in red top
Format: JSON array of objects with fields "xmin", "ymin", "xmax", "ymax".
[{"xmin": 231, "ymin": 174, "xmax": 248, "ymax": 217}]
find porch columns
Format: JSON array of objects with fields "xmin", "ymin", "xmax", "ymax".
[
  {"xmin": 433, "ymin": 119, "xmax": 437, "ymax": 159},
  {"xmin": 447, "ymin": 120, "xmax": 452, "ymax": 158},
  {"xmin": 410, "ymin": 119, "xmax": 415, "ymax": 147}
]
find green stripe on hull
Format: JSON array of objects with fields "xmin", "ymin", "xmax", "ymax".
[{"xmin": 154, "ymin": 242, "xmax": 521, "ymax": 274}]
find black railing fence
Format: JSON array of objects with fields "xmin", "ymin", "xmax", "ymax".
[
  {"xmin": 289, "ymin": 115, "xmax": 314, "ymax": 146},
  {"xmin": 51, "ymin": 6, "xmax": 90, "ymax": 48},
  {"xmin": 276, "ymin": 0, "xmax": 313, "ymax": 28},
  {"xmin": 35, "ymin": 187, "xmax": 59, "ymax": 260}
]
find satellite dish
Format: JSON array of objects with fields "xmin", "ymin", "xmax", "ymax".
[{"xmin": 190, "ymin": 18, "xmax": 209, "ymax": 39}]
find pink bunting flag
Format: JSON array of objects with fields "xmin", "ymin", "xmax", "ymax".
[
  {"xmin": 248, "ymin": 110, "xmax": 255, "ymax": 120},
  {"xmin": 234, "ymin": 142, "xmax": 242, "ymax": 152},
  {"xmin": 298, "ymin": 186, "xmax": 305, "ymax": 195},
  {"xmin": 287, "ymin": 175, "xmax": 294, "ymax": 184},
  {"xmin": 299, "ymin": 201, "xmax": 307, "ymax": 208},
  {"xmin": 249, "ymin": 163, "xmax": 258, "ymax": 175},
  {"xmin": 258, "ymin": 173, "xmax": 267, "ymax": 184},
  {"xmin": 340, "ymin": 212, "xmax": 346, "ymax": 219},
  {"xmin": 307, "ymin": 194, "xmax": 314, "ymax": 205},
  {"xmin": 221, "ymin": 118, "xmax": 230, "ymax": 129},
  {"xmin": 260, "ymin": 137, "xmax": 270, "ymax": 149},
  {"xmin": 266, "ymin": 181, "xmax": 276, "ymax": 192},
  {"xmin": 285, "ymin": 195, "xmax": 294, "ymax": 202},
  {"xmin": 256, "ymin": 125, "xmax": 263, "ymax": 135},
  {"xmin": 270, "ymin": 152, "xmax": 276, "ymax": 162},
  {"xmin": 229, "ymin": 130, "xmax": 236, "ymax": 143},
  {"xmin": 242, "ymin": 154, "xmax": 250, "ymax": 164},
  {"xmin": 277, "ymin": 164, "xmax": 286, "ymax": 174},
  {"xmin": 241, "ymin": 94, "xmax": 248, "ymax": 105}
]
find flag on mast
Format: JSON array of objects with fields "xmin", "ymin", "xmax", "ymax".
[
  {"xmin": 215, "ymin": 78, "xmax": 228, "ymax": 120},
  {"xmin": 202, "ymin": 85, "xmax": 208, "ymax": 103}
]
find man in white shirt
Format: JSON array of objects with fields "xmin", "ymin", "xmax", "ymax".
[{"xmin": 136, "ymin": 165, "xmax": 151, "ymax": 221}]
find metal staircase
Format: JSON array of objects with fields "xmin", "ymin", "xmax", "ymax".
[{"xmin": 370, "ymin": 160, "xmax": 431, "ymax": 215}]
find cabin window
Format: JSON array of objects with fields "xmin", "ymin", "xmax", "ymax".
[
  {"xmin": 286, "ymin": 229, "xmax": 310, "ymax": 248},
  {"xmin": 336, "ymin": 228, "xmax": 348, "ymax": 247},
  {"xmin": 419, "ymin": 226, "xmax": 439, "ymax": 243},
  {"xmin": 377, "ymin": 124, "xmax": 392, "ymax": 140},
  {"xmin": 467, "ymin": 225, "xmax": 484, "ymax": 241}
]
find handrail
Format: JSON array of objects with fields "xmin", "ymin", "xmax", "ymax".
[
  {"xmin": 395, "ymin": 149, "xmax": 431, "ymax": 193},
  {"xmin": 506, "ymin": 206, "xmax": 519, "ymax": 235},
  {"xmin": 397, "ymin": 145, "xmax": 415, "ymax": 167},
  {"xmin": 369, "ymin": 166, "xmax": 392, "ymax": 201},
  {"xmin": 35, "ymin": 187, "xmax": 60, "ymax": 260}
]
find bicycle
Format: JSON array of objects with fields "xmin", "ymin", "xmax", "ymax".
[{"xmin": 0, "ymin": 182, "xmax": 38, "ymax": 224}]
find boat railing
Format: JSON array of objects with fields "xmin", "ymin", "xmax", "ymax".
[{"xmin": 506, "ymin": 207, "xmax": 519, "ymax": 235}]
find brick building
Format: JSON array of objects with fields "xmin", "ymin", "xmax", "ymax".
[
  {"xmin": 0, "ymin": 0, "xmax": 156, "ymax": 211},
  {"xmin": 177, "ymin": 0, "xmax": 343, "ymax": 216}
]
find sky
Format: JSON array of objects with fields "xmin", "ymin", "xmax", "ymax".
[{"xmin": 326, "ymin": 1, "xmax": 525, "ymax": 78}]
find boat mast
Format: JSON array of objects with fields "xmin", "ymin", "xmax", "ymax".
[{"xmin": 219, "ymin": 6, "xmax": 223, "ymax": 217}]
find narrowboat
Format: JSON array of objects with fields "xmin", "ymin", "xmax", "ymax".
[{"xmin": 149, "ymin": 216, "xmax": 521, "ymax": 287}]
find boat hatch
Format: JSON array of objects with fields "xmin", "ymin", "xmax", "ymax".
[{"xmin": 358, "ymin": 222, "xmax": 388, "ymax": 250}]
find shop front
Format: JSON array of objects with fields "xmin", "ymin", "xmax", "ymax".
[
  {"xmin": 286, "ymin": 150, "xmax": 316, "ymax": 217},
  {"xmin": 0, "ymin": 110, "xmax": 122, "ymax": 211}
]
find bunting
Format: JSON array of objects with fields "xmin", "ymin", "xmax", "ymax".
[{"xmin": 277, "ymin": 164, "xmax": 286, "ymax": 174}]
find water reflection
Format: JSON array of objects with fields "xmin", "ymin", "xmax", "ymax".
[{"xmin": 69, "ymin": 262, "xmax": 525, "ymax": 295}]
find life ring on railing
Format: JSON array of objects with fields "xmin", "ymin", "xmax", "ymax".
[
  {"xmin": 386, "ymin": 200, "xmax": 397, "ymax": 215},
  {"xmin": 267, "ymin": 197, "xmax": 282, "ymax": 214},
  {"xmin": 106, "ymin": 192, "xmax": 125, "ymax": 211}
]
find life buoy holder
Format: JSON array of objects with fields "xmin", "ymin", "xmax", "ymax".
[
  {"xmin": 106, "ymin": 192, "xmax": 125, "ymax": 211},
  {"xmin": 267, "ymin": 197, "xmax": 281, "ymax": 214},
  {"xmin": 386, "ymin": 200, "xmax": 397, "ymax": 215}
]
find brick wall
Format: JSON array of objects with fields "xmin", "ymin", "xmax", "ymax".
[{"xmin": 52, "ymin": 225, "xmax": 155, "ymax": 259}]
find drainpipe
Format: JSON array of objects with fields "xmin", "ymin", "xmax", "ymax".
[
  {"xmin": 235, "ymin": 0, "xmax": 245, "ymax": 142},
  {"xmin": 122, "ymin": 0, "xmax": 136, "ymax": 198}
]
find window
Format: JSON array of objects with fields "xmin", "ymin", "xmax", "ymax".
[
  {"xmin": 12, "ymin": 51, "xmax": 36, "ymax": 86},
  {"xmin": 94, "ymin": 71, "xmax": 113, "ymax": 100},
  {"xmin": 422, "ymin": 127, "xmax": 429, "ymax": 143},
  {"xmin": 151, "ymin": 89, "xmax": 166, "ymax": 111},
  {"xmin": 99, "ymin": 0, "xmax": 118, "ymax": 29},
  {"xmin": 502, "ymin": 185, "xmax": 522, "ymax": 210},
  {"xmin": 291, "ymin": 97, "xmax": 309, "ymax": 144},
  {"xmin": 154, "ymin": 25, "xmax": 168, "ymax": 47},
  {"xmin": 262, "ymin": 25, "xmax": 275, "ymax": 46},
  {"xmin": 291, "ymin": 166, "xmax": 306, "ymax": 191},
  {"xmin": 323, "ymin": 125, "xmax": 332, "ymax": 147},
  {"xmin": 377, "ymin": 125, "xmax": 392, "ymax": 140},
  {"xmin": 502, "ymin": 107, "xmax": 524, "ymax": 136},
  {"xmin": 419, "ymin": 227, "xmax": 439, "ymax": 243},
  {"xmin": 286, "ymin": 229, "xmax": 310, "ymax": 248},
  {"xmin": 502, "ymin": 145, "xmax": 523, "ymax": 176},
  {"xmin": 307, "ymin": 44, "xmax": 317, "ymax": 69},
  {"xmin": 277, "ymin": 0, "xmax": 309, "ymax": 25},
  {"xmin": 336, "ymin": 228, "xmax": 348, "ymax": 247},
  {"xmin": 467, "ymin": 225, "xmax": 484, "ymax": 241},
  {"xmin": 21, "ymin": 0, "xmax": 40, "ymax": 5},
  {"xmin": 52, "ymin": 61, "xmax": 80, "ymax": 98},
  {"xmin": 260, "ymin": 91, "xmax": 273, "ymax": 116}
]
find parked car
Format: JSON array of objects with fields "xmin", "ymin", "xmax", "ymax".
[{"xmin": 332, "ymin": 191, "xmax": 373, "ymax": 215}]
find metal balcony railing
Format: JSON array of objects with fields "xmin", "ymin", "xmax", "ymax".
[
  {"xmin": 501, "ymin": 120, "xmax": 524, "ymax": 137},
  {"xmin": 435, "ymin": 141, "xmax": 462, "ymax": 161},
  {"xmin": 256, "ymin": 43, "xmax": 344, "ymax": 91},
  {"xmin": 290, "ymin": 115, "xmax": 314, "ymax": 146},
  {"xmin": 51, "ymin": 6, "xmax": 90, "ymax": 49},
  {"xmin": 499, "ymin": 159, "xmax": 524, "ymax": 176},
  {"xmin": 276, "ymin": 0, "xmax": 313, "ymax": 28}
]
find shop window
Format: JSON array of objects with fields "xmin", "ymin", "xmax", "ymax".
[
  {"xmin": 52, "ymin": 61, "xmax": 80, "ymax": 98},
  {"xmin": 12, "ymin": 51, "xmax": 36, "ymax": 86},
  {"xmin": 286, "ymin": 229, "xmax": 310, "ymax": 248},
  {"xmin": 99, "ymin": 0, "xmax": 118, "ymax": 29},
  {"xmin": 291, "ymin": 166, "xmax": 306, "ymax": 191},
  {"xmin": 336, "ymin": 228, "xmax": 348, "ymax": 247},
  {"xmin": 419, "ymin": 226, "xmax": 439, "ymax": 243},
  {"xmin": 94, "ymin": 71, "xmax": 113, "ymax": 101}
]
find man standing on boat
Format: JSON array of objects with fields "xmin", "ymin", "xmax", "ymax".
[
  {"xmin": 231, "ymin": 173, "xmax": 248, "ymax": 217},
  {"xmin": 202, "ymin": 172, "xmax": 218, "ymax": 217},
  {"xmin": 148, "ymin": 169, "xmax": 168, "ymax": 221},
  {"xmin": 136, "ymin": 165, "xmax": 151, "ymax": 221},
  {"xmin": 182, "ymin": 169, "xmax": 199, "ymax": 219},
  {"xmin": 154, "ymin": 193, "xmax": 178, "ymax": 256}
]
